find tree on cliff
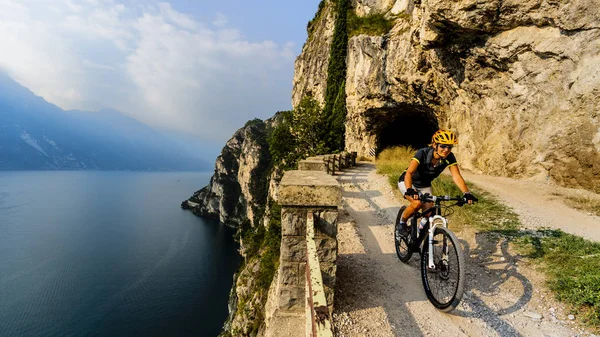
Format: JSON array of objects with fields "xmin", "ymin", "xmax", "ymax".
[{"xmin": 269, "ymin": 95, "xmax": 326, "ymax": 170}]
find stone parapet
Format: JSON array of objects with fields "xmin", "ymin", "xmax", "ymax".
[
  {"xmin": 298, "ymin": 159, "xmax": 329, "ymax": 173},
  {"xmin": 278, "ymin": 170, "xmax": 341, "ymax": 207},
  {"xmin": 265, "ymin": 170, "xmax": 340, "ymax": 337}
]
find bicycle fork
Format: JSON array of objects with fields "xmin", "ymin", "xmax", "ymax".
[{"xmin": 427, "ymin": 215, "xmax": 448, "ymax": 270}]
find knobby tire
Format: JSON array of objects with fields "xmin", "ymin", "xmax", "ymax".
[
  {"xmin": 394, "ymin": 206, "xmax": 412, "ymax": 262},
  {"xmin": 420, "ymin": 226, "xmax": 465, "ymax": 312}
]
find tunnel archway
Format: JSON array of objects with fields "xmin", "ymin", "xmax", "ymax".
[{"xmin": 366, "ymin": 103, "xmax": 439, "ymax": 155}]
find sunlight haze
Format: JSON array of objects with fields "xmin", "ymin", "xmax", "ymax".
[{"xmin": 0, "ymin": 0, "xmax": 320, "ymax": 148}]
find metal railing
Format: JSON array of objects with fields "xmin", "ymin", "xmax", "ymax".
[
  {"xmin": 305, "ymin": 212, "xmax": 334, "ymax": 337},
  {"xmin": 300, "ymin": 151, "xmax": 357, "ymax": 175}
]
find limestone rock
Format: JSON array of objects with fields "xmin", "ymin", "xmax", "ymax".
[
  {"xmin": 184, "ymin": 118, "xmax": 272, "ymax": 227},
  {"xmin": 292, "ymin": 1, "xmax": 336, "ymax": 108},
  {"xmin": 294, "ymin": 0, "xmax": 600, "ymax": 192}
]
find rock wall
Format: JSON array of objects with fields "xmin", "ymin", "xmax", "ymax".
[
  {"xmin": 183, "ymin": 117, "xmax": 284, "ymax": 337},
  {"xmin": 184, "ymin": 0, "xmax": 600, "ymax": 335},
  {"xmin": 293, "ymin": 0, "xmax": 600, "ymax": 192},
  {"xmin": 292, "ymin": 2, "xmax": 336, "ymax": 107},
  {"xmin": 185, "ymin": 119, "xmax": 272, "ymax": 227}
]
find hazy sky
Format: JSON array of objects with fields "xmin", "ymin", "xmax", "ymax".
[{"xmin": 0, "ymin": 0, "xmax": 321, "ymax": 149}]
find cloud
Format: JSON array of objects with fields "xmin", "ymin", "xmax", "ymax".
[
  {"xmin": 213, "ymin": 12, "xmax": 228, "ymax": 27},
  {"xmin": 0, "ymin": 0, "xmax": 297, "ymax": 142}
]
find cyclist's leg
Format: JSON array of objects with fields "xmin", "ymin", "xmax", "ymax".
[
  {"xmin": 398, "ymin": 181, "xmax": 422, "ymax": 222},
  {"xmin": 418, "ymin": 186, "xmax": 433, "ymax": 213}
]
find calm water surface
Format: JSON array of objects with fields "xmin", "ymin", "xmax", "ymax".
[{"xmin": 0, "ymin": 171, "xmax": 241, "ymax": 337}]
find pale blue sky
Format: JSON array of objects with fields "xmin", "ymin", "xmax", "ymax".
[{"xmin": 0, "ymin": 0, "xmax": 321, "ymax": 154}]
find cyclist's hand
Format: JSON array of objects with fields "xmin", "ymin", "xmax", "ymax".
[
  {"xmin": 463, "ymin": 192, "xmax": 478, "ymax": 205},
  {"xmin": 404, "ymin": 188, "xmax": 419, "ymax": 200}
]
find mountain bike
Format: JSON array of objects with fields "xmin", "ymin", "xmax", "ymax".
[{"xmin": 394, "ymin": 193, "xmax": 475, "ymax": 312}]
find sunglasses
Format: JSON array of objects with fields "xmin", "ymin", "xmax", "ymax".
[{"xmin": 438, "ymin": 144, "xmax": 453, "ymax": 150}]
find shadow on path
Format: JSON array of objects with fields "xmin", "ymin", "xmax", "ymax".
[{"xmin": 333, "ymin": 163, "xmax": 538, "ymax": 337}]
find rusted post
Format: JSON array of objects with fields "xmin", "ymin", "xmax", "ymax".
[
  {"xmin": 323, "ymin": 155, "xmax": 331, "ymax": 175},
  {"xmin": 351, "ymin": 152, "xmax": 357, "ymax": 166}
]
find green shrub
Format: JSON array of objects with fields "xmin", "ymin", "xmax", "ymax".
[
  {"xmin": 268, "ymin": 96, "xmax": 328, "ymax": 170},
  {"xmin": 268, "ymin": 110, "xmax": 300, "ymax": 170},
  {"xmin": 307, "ymin": 0, "xmax": 327, "ymax": 38},
  {"xmin": 347, "ymin": 10, "xmax": 395, "ymax": 37},
  {"xmin": 292, "ymin": 95, "xmax": 327, "ymax": 157},
  {"xmin": 244, "ymin": 118, "xmax": 263, "ymax": 128}
]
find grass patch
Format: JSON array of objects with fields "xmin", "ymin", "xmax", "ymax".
[
  {"xmin": 513, "ymin": 231, "xmax": 600, "ymax": 326},
  {"xmin": 552, "ymin": 193, "xmax": 600, "ymax": 217},
  {"xmin": 431, "ymin": 175, "xmax": 521, "ymax": 233},
  {"xmin": 376, "ymin": 146, "xmax": 600, "ymax": 330},
  {"xmin": 347, "ymin": 10, "xmax": 395, "ymax": 37},
  {"xmin": 375, "ymin": 146, "xmax": 414, "ymax": 188}
]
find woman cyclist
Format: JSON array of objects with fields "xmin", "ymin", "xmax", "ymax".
[{"xmin": 396, "ymin": 129, "xmax": 477, "ymax": 237}]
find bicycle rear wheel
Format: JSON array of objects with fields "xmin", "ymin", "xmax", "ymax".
[
  {"xmin": 394, "ymin": 206, "xmax": 412, "ymax": 262},
  {"xmin": 420, "ymin": 227, "xmax": 465, "ymax": 312}
]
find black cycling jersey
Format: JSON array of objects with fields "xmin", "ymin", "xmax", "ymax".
[{"xmin": 399, "ymin": 147, "xmax": 457, "ymax": 188}]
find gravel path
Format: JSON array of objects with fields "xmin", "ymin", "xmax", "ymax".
[
  {"xmin": 460, "ymin": 171, "xmax": 600, "ymax": 242},
  {"xmin": 331, "ymin": 162, "xmax": 599, "ymax": 337}
]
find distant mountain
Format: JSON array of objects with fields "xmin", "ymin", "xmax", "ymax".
[{"xmin": 0, "ymin": 73, "xmax": 209, "ymax": 171}]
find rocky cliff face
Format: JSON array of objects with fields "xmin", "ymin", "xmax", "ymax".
[
  {"xmin": 185, "ymin": 0, "xmax": 599, "ymax": 335},
  {"xmin": 294, "ymin": 0, "xmax": 600, "ymax": 192},
  {"xmin": 185, "ymin": 119, "xmax": 272, "ymax": 227},
  {"xmin": 183, "ymin": 115, "xmax": 288, "ymax": 336}
]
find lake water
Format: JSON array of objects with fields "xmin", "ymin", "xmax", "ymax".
[{"xmin": 0, "ymin": 171, "xmax": 241, "ymax": 337}]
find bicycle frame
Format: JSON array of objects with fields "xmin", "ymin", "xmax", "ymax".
[
  {"xmin": 427, "ymin": 215, "xmax": 447, "ymax": 269},
  {"xmin": 412, "ymin": 195, "xmax": 458, "ymax": 269},
  {"xmin": 395, "ymin": 193, "xmax": 472, "ymax": 312}
]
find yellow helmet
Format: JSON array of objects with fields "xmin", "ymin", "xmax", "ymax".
[{"xmin": 431, "ymin": 129, "xmax": 458, "ymax": 145}]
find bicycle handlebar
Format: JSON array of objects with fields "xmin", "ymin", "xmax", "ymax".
[{"xmin": 419, "ymin": 193, "xmax": 477, "ymax": 205}]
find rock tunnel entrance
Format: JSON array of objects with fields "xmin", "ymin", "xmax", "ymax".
[{"xmin": 367, "ymin": 104, "xmax": 438, "ymax": 155}]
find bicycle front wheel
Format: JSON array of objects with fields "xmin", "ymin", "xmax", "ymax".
[
  {"xmin": 394, "ymin": 206, "xmax": 412, "ymax": 262},
  {"xmin": 420, "ymin": 227, "xmax": 465, "ymax": 312}
]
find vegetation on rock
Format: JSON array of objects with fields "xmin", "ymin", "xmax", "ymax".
[
  {"xmin": 247, "ymin": 122, "xmax": 272, "ymax": 225},
  {"xmin": 269, "ymin": 96, "xmax": 327, "ymax": 170},
  {"xmin": 223, "ymin": 199, "xmax": 282, "ymax": 337},
  {"xmin": 322, "ymin": 0, "xmax": 348, "ymax": 153},
  {"xmin": 347, "ymin": 10, "xmax": 395, "ymax": 37},
  {"xmin": 307, "ymin": 0, "xmax": 327, "ymax": 39}
]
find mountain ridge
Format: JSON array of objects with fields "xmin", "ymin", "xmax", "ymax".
[{"xmin": 0, "ymin": 73, "xmax": 210, "ymax": 171}]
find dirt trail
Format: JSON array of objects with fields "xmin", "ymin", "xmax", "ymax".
[
  {"xmin": 332, "ymin": 162, "xmax": 598, "ymax": 337},
  {"xmin": 460, "ymin": 170, "xmax": 600, "ymax": 242}
]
